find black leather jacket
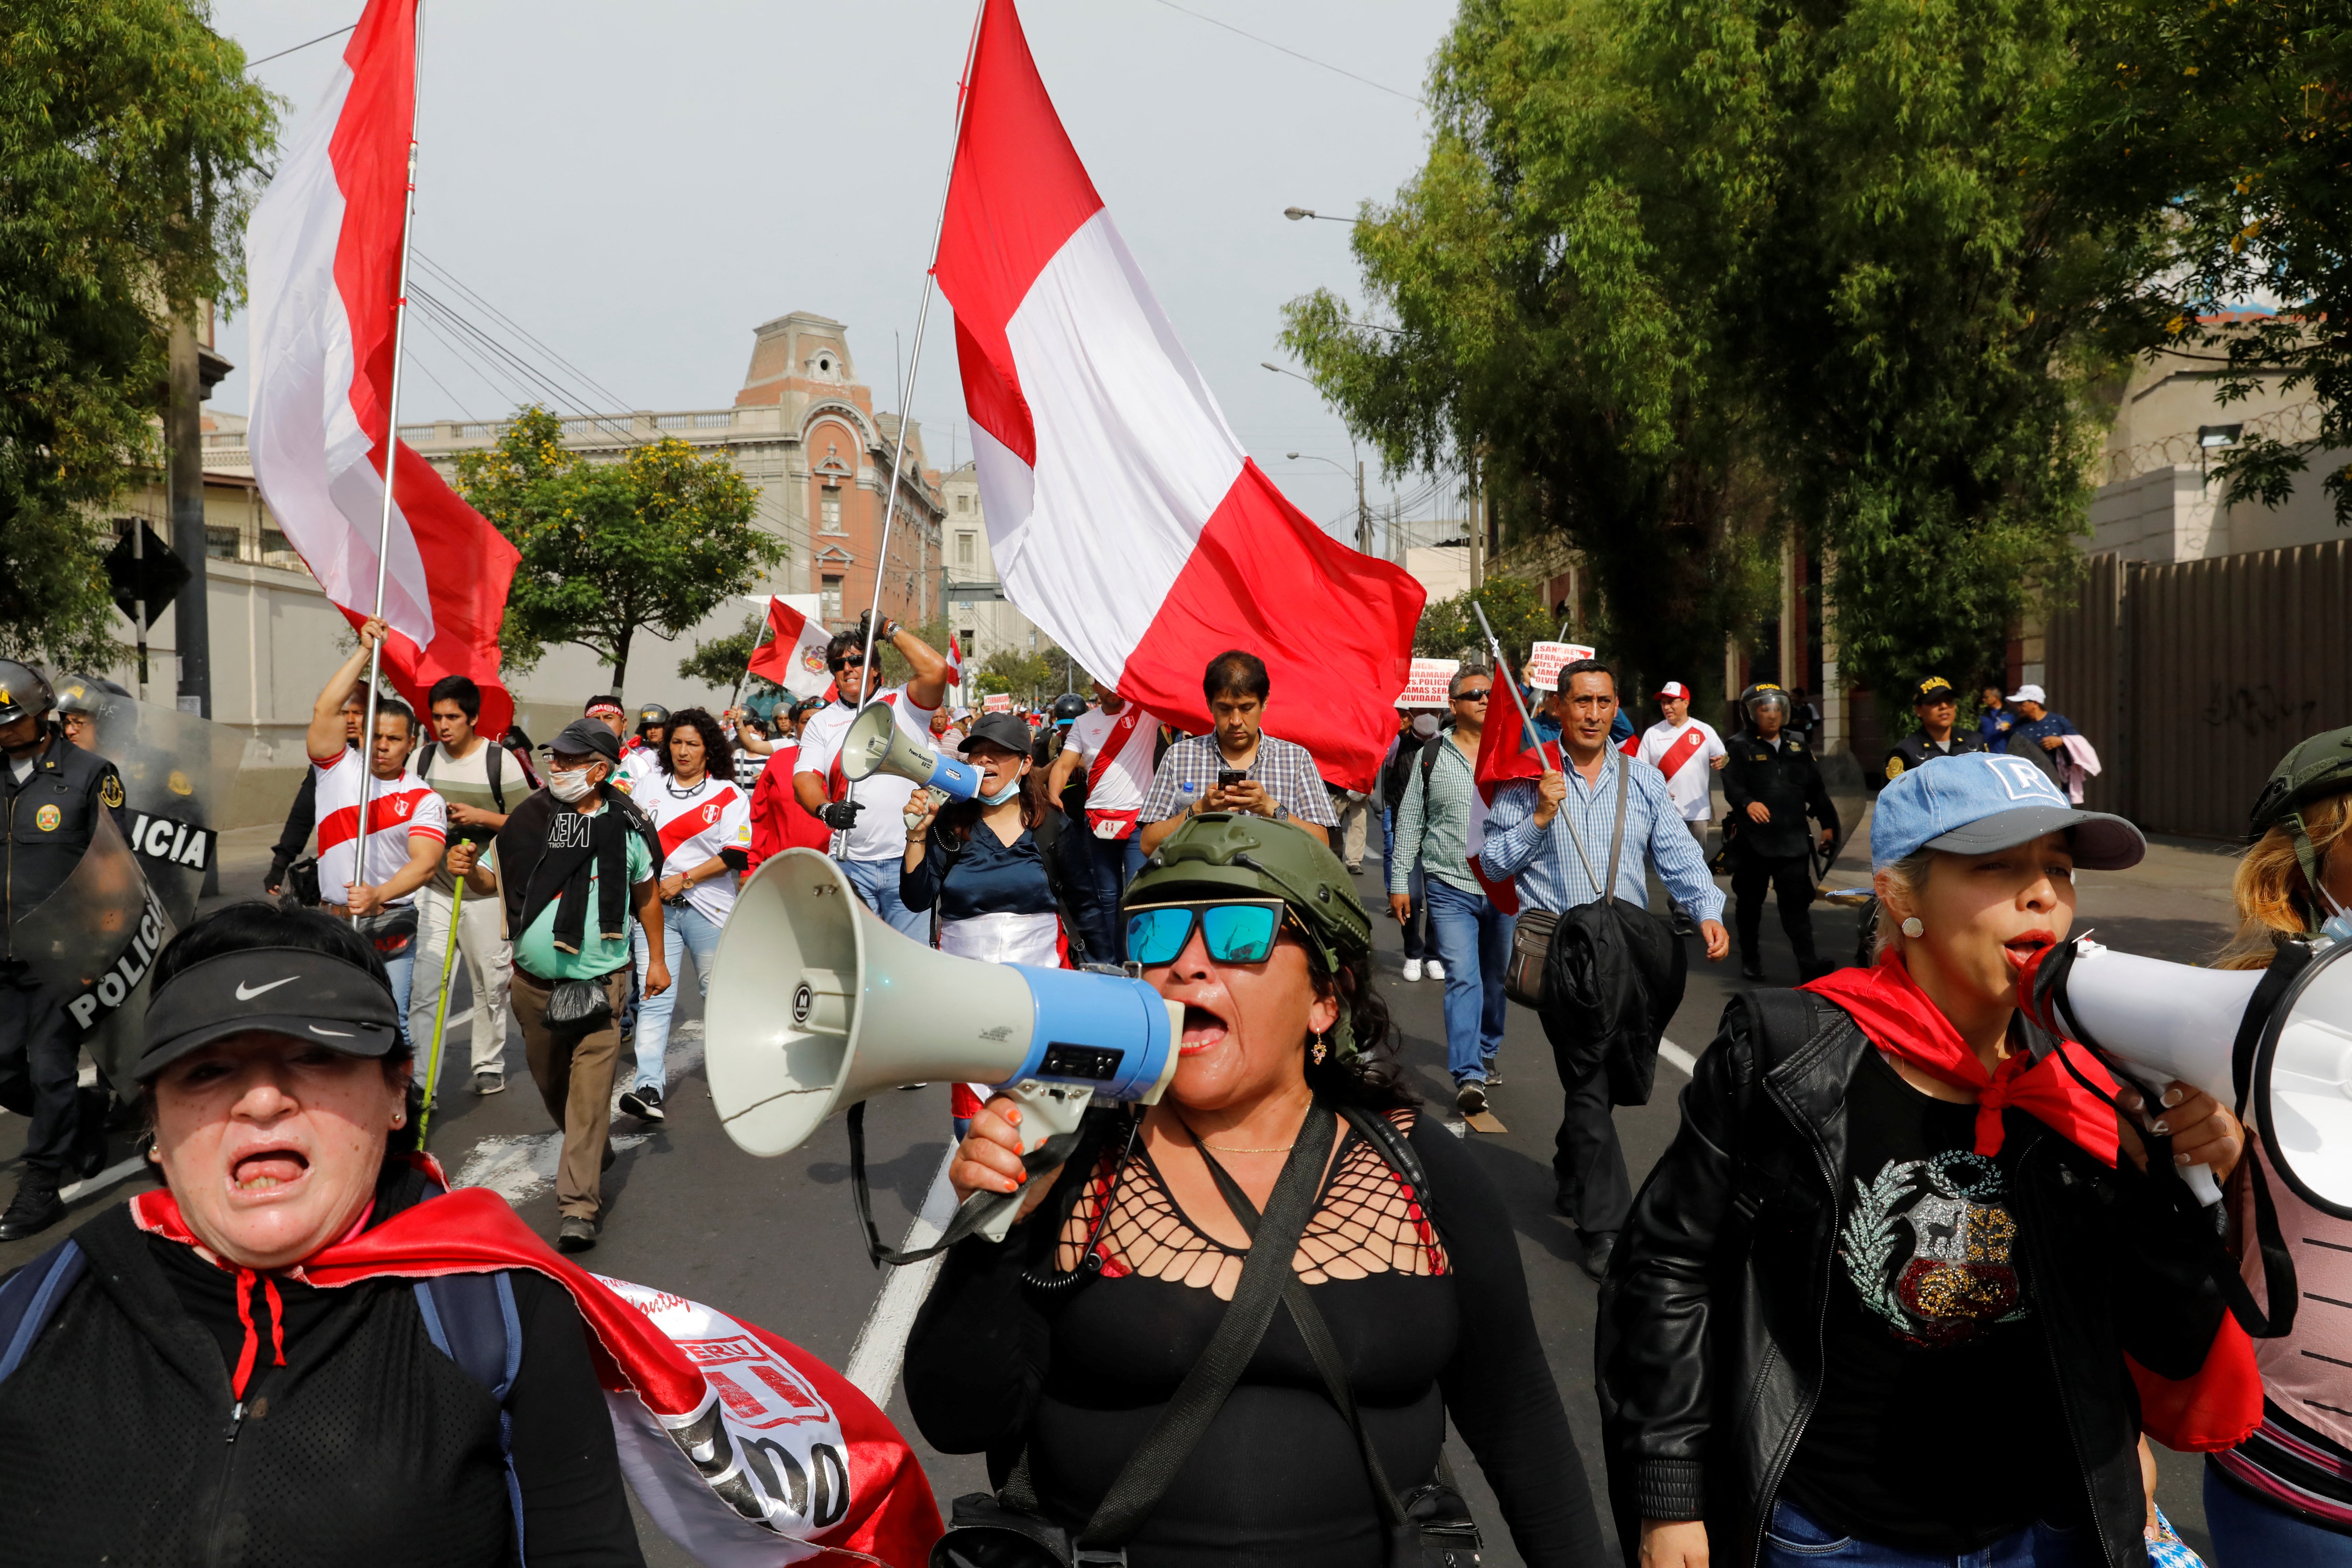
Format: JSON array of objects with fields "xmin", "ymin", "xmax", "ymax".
[{"xmin": 1596, "ymin": 990, "xmax": 2230, "ymax": 1568}]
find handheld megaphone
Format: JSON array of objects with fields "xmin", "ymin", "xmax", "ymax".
[
  {"xmin": 2023, "ymin": 935, "xmax": 2352, "ymax": 1215},
  {"xmin": 839, "ymin": 701, "xmax": 982, "ymax": 800},
  {"xmin": 705, "ymin": 848, "xmax": 1181, "ymax": 1244}
]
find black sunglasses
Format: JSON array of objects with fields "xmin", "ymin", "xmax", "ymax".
[{"xmin": 1454, "ymin": 688, "xmax": 1491, "ymax": 701}]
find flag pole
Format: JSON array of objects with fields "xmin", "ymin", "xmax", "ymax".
[
  {"xmin": 355, "ymin": 0, "xmax": 425, "ymax": 902},
  {"xmin": 855, "ymin": 0, "xmax": 987, "ymax": 698},
  {"xmin": 728, "ymin": 598, "xmax": 779, "ymax": 724},
  {"xmin": 1472, "ymin": 601, "xmax": 1561, "ymax": 773}
]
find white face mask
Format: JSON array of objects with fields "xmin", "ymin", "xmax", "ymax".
[
  {"xmin": 2319, "ymin": 882, "xmax": 2352, "ymax": 945},
  {"xmin": 980, "ymin": 775, "xmax": 1024, "ymax": 806},
  {"xmin": 548, "ymin": 766, "xmax": 598, "ymax": 804}
]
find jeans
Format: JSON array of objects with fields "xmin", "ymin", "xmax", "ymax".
[
  {"xmin": 384, "ymin": 945, "xmax": 414, "ymax": 1045},
  {"xmin": 1762, "ymin": 1498, "xmax": 2100, "ymax": 1568},
  {"xmin": 840, "ymin": 854, "xmax": 928, "ymax": 940},
  {"xmin": 1425, "ymin": 879, "xmax": 1512, "ymax": 1083},
  {"xmin": 2206, "ymin": 1463, "xmax": 2352, "ymax": 1566},
  {"xmin": 407, "ymin": 881, "xmax": 513, "ymax": 1077},
  {"xmin": 630, "ymin": 901, "xmax": 724, "ymax": 1096},
  {"xmin": 1382, "ymin": 808, "xmax": 1428, "ymax": 961},
  {"xmin": 1070, "ymin": 830, "xmax": 1145, "ymax": 962}
]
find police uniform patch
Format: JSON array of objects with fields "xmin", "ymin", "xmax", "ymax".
[
  {"xmin": 1886, "ymin": 756, "xmax": 1906, "ymax": 781},
  {"xmin": 100, "ymin": 774, "xmax": 125, "ymax": 809},
  {"xmin": 167, "ymin": 769, "xmax": 192, "ymax": 797},
  {"xmin": 35, "ymin": 804, "xmax": 61, "ymax": 832}
]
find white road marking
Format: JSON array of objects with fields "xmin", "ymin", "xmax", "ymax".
[
  {"xmin": 1659, "ymin": 1039, "xmax": 1697, "ymax": 1076},
  {"xmin": 61, "ymin": 1155, "xmax": 148, "ymax": 1205},
  {"xmin": 446, "ymin": 1021, "xmax": 702, "ymax": 1204},
  {"xmin": 844, "ymin": 1144, "xmax": 960, "ymax": 1409}
]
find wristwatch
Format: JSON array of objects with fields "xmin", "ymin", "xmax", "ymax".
[{"xmin": 1270, "ymin": 802, "xmax": 1290, "ymax": 822}]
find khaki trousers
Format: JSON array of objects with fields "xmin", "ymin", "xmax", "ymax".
[{"xmin": 510, "ymin": 967, "xmax": 624, "ymax": 1220}]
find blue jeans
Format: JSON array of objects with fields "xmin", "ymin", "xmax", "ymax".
[
  {"xmin": 384, "ymin": 946, "xmax": 414, "ymax": 1048},
  {"xmin": 1382, "ymin": 808, "xmax": 1427, "ymax": 961},
  {"xmin": 1080, "ymin": 832, "xmax": 1145, "ymax": 962},
  {"xmin": 2206, "ymin": 1463, "xmax": 2352, "ymax": 1566},
  {"xmin": 1762, "ymin": 1499, "xmax": 2100, "ymax": 1568},
  {"xmin": 630, "ymin": 901, "xmax": 724, "ymax": 1095},
  {"xmin": 1425, "ymin": 878, "xmax": 1511, "ymax": 1083},
  {"xmin": 839, "ymin": 854, "xmax": 928, "ymax": 940}
]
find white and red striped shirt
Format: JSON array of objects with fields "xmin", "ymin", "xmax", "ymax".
[
  {"xmin": 793, "ymin": 685, "xmax": 939, "ymax": 861},
  {"xmin": 639, "ymin": 771, "xmax": 752, "ymax": 924},
  {"xmin": 312, "ymin": 747, "xmax": 445, "ymax": 906}
]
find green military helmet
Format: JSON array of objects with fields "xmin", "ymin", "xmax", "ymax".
[
  {"xmin": 2249, "ymin": 726, "xmax": 2352, "ymax": 926},
  {"xmin": 1125, "ymin": 811, "xmax": 1374, "ymax": 1057}
]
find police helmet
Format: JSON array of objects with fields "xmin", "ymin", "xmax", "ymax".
[
  {"xmin": 634, "ymin": 703, "xmax": 671, "ymax": 737},
  {"xmin": 1739, "ymin": 682, "xmax": 1791, "ymax": 722},
  {"xmin": 1050, "ymin": 693, "xmax": 1090, "ymax": 728},
  {"xmin": 0, "ymin": 662, "xmax": 55, "ymax": 727},
  {"xmin": 52, "ymin": 673, "xmax": 108, "ymax": 716}
]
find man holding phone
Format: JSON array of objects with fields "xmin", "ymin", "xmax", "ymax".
[{"xmin": 1138, "ymin": 650, "xmax": 1336, "ymax": 853}]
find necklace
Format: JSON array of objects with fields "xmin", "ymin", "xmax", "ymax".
[{"xmin": 1200, "ymin": 1142, "xmax": 1294, "ymax": 1155}]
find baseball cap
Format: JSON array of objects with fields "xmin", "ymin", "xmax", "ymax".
[
  {"xmin": 2006, "ymin": 683, "xmax": 2046, "ymax": 705},
  {"xmin": 1657, "ymin": 680, "xmax": 1692, "ymax": 701},
  {"xmin": 137, "ymin": 948, "xmax": 402, "ymax": 1079},
  {"xmin": 543, "ymin": 715, "xmax": 623, "ymax": 765},
  {"xmin": 1871, "ymin": 752, "xmax": 2143, "ymax": 870},
  {"xmin": 1910, "ymin": 676, "xmax": 1958, "ymax": 706},
  {"xmin": 960, "ymin": 712, "xmax": 1035, "ymax": 756}
]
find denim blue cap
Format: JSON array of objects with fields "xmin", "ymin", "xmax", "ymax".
[{"xmin": 1870, "ymin": 752, "xmax": 2145, "ymax": 870}]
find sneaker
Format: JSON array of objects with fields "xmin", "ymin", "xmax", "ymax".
[
  {"xmin": 1741, "ymin": 956, "xmax": 1766, "ymax": 982},
  {"xmin": 1401, "ymin": 959, "xmax": 1424, "ymax": 982},
  {"xmin": 473, "ymin": 1070, "xmax": 505, "ymax": 1096},
  {"xmin": 556, "ymin": 1215, "xmax": 599, "ymax": 1253},
  {"xmin": 1424, "ymin": 959, "xmax": 1446, "ymax": 981},
  {"xmin": 618, "ymin": 1085, "xmax": 665, "ymax": 1123},
  {"xmin": 1455, "ymin": 1080, "xmax": 1488, "ymax": 1118},
  {"xmin": 0, "ymin": 1170, "xmax": 64, "ymax": 1242},
  {"xmin": 1481, "ymin": 1058, "xmax": 1504, "ymax": 1088}
]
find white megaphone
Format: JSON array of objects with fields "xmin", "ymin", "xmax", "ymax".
[
  {"xmin": 705, "ymin": 848, "xmax": 1181, "ymax": 1244},
  {"xmin": 2024, "ymin": 934, "xmax": 2352, "ymax": 1214},
  {"xmin": 838, "ymin": 701, "xmax": 983, "ymax": 800}
]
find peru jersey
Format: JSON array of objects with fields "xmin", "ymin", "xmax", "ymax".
[
  {"xmin": 640, "ymin": 772, "xmax": 752, "ymax": 924},
  {"xmin": 312, "ymin": 747, "xmax": 446, "ymax": 907}
]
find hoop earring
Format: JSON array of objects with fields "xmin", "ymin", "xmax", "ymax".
[
  {"xmin": 1311, "ymin": 1031, "xmax": 1327, "ymax": 1066},
  {"xmin": 1900, "ymin": 917, "xmax": 1925, "ymax": 938}
]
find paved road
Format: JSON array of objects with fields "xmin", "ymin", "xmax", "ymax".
[{"xmin": 0, "ymin": 805, "xmax": 2244, "ymax": 1564}]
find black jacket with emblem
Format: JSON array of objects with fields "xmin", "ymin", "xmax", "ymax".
[
  {"xmin": 1595, "ymin": 990, "xmax": 2231, "ymax": 1568},
  {"xmin": 1718, "ymin": 730, "xmax": 1837, "ymax": 862},
  {"xmin": 1871, "ymin": 731, "xmax": 1984, "ymax": 793},
  {"xmin": 3, "ymin": 731, "xmax": 127, "ymax": 955}
]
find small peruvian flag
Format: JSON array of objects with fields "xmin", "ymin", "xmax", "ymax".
[{"xmin": 744, "ymin": 594, "xmax": 832, "ymax": 699}]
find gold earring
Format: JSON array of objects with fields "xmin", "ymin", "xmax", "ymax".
[{"xmin": 1311, "ymin": 1031, "xmax": 1327, "ymax": 1066}]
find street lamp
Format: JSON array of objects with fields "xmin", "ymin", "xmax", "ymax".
[{"xmin": 1283, "ymin": 206, "xmax": 1362, "ymax": 225}]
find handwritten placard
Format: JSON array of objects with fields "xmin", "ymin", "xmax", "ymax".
[
  {"xmin": 1525, "ymin": 642, "xmax": 1597, "ymax": 692},
  {"xmin": 1395, "ymin": 659, "xmax": 1461, "ymax": 708},
  {"xmin": 982, "ymin": 693, "xmax": 1014, "ymax": 714}
]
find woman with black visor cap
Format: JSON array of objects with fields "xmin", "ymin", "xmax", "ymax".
[{"xmin": 0, "ymin": 901, "xmax": 642, "ymax": 1564}]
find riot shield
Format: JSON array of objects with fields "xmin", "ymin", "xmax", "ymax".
[
  {"xmin": 6, "ymin": 810, "xmax": 174, "ymax": 1097},
  {"xmin": 55, "ymin": 677, "xmax": 242, "ymax": 927}
]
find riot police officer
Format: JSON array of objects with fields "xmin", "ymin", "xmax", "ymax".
[
  {"xmin": 0, "ymin": 661, "xmax": 128, "ymax": 1239},
  {"xmin": 1720, "ymin": 682, "xmax": 1839, "ymax": 983},
  {"xmin": 1872, "ymin": 674, "xmax": 1985, "ymax": 792}
]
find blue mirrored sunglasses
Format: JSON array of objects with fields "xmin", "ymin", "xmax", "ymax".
[{"xmin": 1124, "ymin": 899, "xmax": 1289, "ymax": 967}]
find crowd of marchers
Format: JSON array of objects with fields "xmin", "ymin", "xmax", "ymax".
[{"xmin": 2, "ymin": 620, "xmax": 2346, "ymax": 1568}]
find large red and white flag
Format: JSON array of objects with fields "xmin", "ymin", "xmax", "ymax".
[
  {"xmin": 933, "ymin": 0, "xmax": 1424, "ymax": 791},
  {"xmin": 743, "ymin": 594, "xmax": 832, "ymax": 698},
  {"xmin": 246, "ymin": 0, "xmax": 521, "ymax": 737}
]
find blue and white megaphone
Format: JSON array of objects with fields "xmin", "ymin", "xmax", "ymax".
[
  {"xmin": 838, "ymin": 701, "xmax": 983, "ymax": 800},
  {"xmin": 706, "ymin": 849, "xmax": 1179, "ymax": 1243},
  {"xmin": 2025, "ymin": 934, "xmax": 2352, "ymax": 1215}
]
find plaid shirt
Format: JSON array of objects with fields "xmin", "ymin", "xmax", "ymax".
[
  {"xmin": 1139, "ymin": 732, "xmax": 1340, "ymax": 828},
  {"xmin": 1480, "ymin": 752, "xmax": 1725, "ymax": 920}
]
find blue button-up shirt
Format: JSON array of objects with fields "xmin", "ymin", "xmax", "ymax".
[{"xmin": 1480, "ymin": 752, "xmax": 1726, "ymax": 920}]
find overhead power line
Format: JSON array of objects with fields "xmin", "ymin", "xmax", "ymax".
[
  {"xmin": 244, "ymin": 23, "xmax": 355, "ymax": 70},
  {"xmin": 1146, "ymin": 0, "xmax": 1426, "ymax": 106}
]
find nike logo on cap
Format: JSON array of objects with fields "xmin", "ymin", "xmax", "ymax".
[
  {"xmin": 236, "ymin": 976, "xmax": 299, "ymax": 1001},
  {"xmin": 309, "ymin": 1025, "xmax": 354, "ymax": 1037}
]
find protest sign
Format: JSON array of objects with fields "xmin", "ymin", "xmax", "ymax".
[
  {"xmin": 1525, "ymin": 642, "xmax": 1597, "ymax": 692},
  {"xmin": 1395, "ymin": 659, "xmax": 1461, "ymax": 708}
]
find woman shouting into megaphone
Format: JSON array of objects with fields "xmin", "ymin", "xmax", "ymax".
[
  {"xmin": 904, "ymin": 812, "xmax": 1607, "ymax": 1568},
  {"xmin": 1602, "ymin": 752, "xmax": 2243, "ymax": 1568}
]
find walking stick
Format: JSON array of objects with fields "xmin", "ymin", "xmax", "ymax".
[{"xmin": 416, "ymin": 872, "xmax": 465, "ymax": 1150}]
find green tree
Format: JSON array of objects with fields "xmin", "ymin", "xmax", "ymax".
[
  {"xmin": 1413, "ymin": 579, "xmax": 1555, "ymax": 672},
  {"xmin": 2048, "ymin": 0, "xmax": 2352, "ymax": 520},
  {"xmin": 0, "ymin": 1, "xmax": 276, "ymax": 668},
  {"xmin": 456, "ymin": 406, "xmax": 785, "ymax": 695}
]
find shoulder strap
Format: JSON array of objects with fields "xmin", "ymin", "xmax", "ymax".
[
  {"xmin": 1603, "ymin": 752, "xmax": 1630, "ymax": 906},
  {"xmin": 485, "ymin": 741, "xmax": 505, "ymax": 813},
  {"xmin": 1335, "ymin": 1104, "xmax": 1444, "ymax": 1248},
  {"xmin": 1075, "ymin": 1102, "xmax": 1339, "ymax": 1550},
  {"xmin": 1030, "ymin": 812, "xmax": 1091, "ymax": 967},
  {"xmin": 416, "ymin": 1273, "xmax": 528, "ymax": 1562},
  {"xmin": 0, "ymin": 1240, "xmax": 86, "ymax": 1384}
]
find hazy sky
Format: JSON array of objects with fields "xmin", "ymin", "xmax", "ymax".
[{"xmin": 207, "ymin": 0, "xmax": 1464, "ymax": 541}]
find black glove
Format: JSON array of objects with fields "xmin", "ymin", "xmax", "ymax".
[
  {"xmin": 856, "ymin": 609, "xmax": 899, "ymax": 645},
  {"xmin": 820, "ymin": 800, "xmax": 864, "ymax": 831}
]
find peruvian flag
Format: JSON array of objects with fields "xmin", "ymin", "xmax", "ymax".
[
  {"xmin": 932, "ymin": 0, "xmax": 1423, "ymax": 791},
  {"xmin": 743, "ymin": 593, "xmax": 832, "ymax": 698},
  {"xmin": 246, "ymin": 0, "xmax": 520, "ymax": 737},
  {"xmin": 1468, "ymin": 666, "xmax": 1563, "ymax": 915},
  {"xmin": 943, "ymin": 632, "xmax": 964, "ymax": 686}
]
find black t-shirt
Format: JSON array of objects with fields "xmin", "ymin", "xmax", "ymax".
[{"xmin": 1778, "ymin": 1049, "xmax": 2081, "ymax": 1553}]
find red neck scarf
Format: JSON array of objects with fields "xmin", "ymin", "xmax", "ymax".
[{"xmin": 1801, "ymin": 952, "xmax": 2120, "ymax": 1166}]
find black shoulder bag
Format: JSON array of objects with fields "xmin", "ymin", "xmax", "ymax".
[{"xmin": 931, "ymin": 1103, "xmax": 1340, "ymax": 1568}]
